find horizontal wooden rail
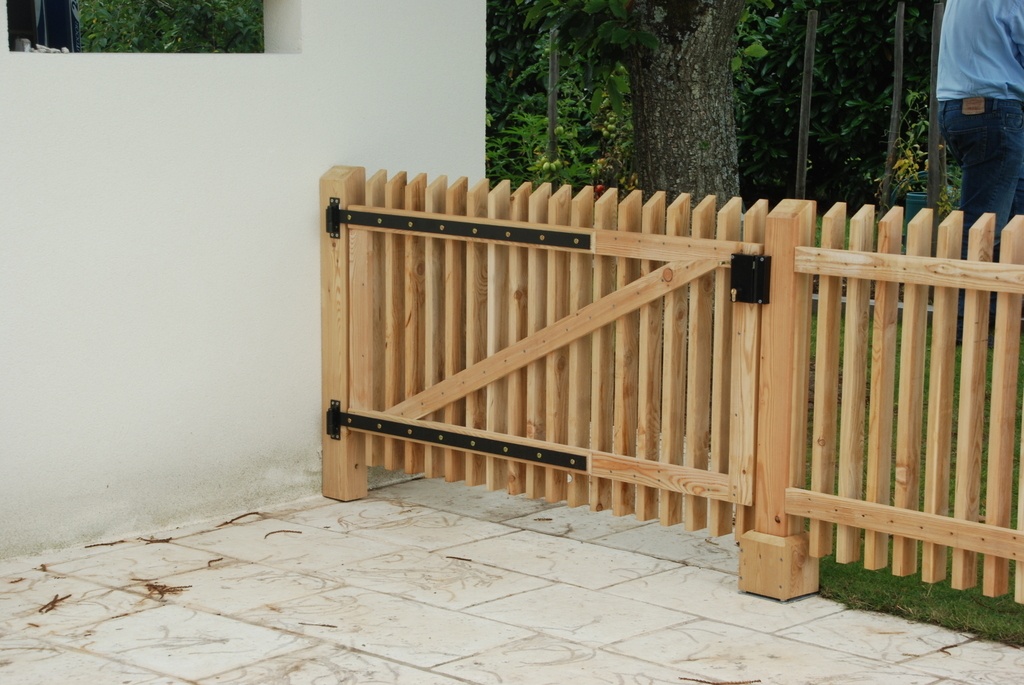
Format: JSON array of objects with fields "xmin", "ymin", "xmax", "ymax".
[
  {"xmin": 786, "ymin": 489, "xmax": 1024, "ymax": 562},
  {"xmin": 340, "ymin": 205, "xmax": 762, "ymax": 260},
  {"xmin": 343, "ymin": 409, "xmax": 735, "ymax": 501},
  {"xmin": 795, "ymin": 247, "xmax": 1024, "ymax": 293}
]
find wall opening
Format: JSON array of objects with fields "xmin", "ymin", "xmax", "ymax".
[{"xmin": 7, "ymin": 0, "xmax": 300, "ymax": 53}]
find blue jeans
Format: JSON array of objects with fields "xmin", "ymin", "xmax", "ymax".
[{"xmin": 939, "ymin": 98, "xmax": 1024, "ymax": 261}]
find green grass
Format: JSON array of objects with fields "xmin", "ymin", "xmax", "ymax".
[{"xmin": 819, "ymin": 556, "xmax": 1024, "ymax": 646}]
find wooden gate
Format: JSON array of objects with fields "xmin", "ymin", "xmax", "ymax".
[
  {"xmin": 319, "ymin": 165, "xmax": 772, "ymax": 541},
  {"xmin": 320, "ymin": 166, "xmax": 1024, "ymax": 604}
]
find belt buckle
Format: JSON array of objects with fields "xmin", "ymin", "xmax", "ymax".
[{"xmin": 962, "ymin": 97, "xmax": 986, "ymax": 115}]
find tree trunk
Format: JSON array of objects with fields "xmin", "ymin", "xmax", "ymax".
[{"xmin": 629, "ymin": 0, "xmax": 746, "ymax": 201}]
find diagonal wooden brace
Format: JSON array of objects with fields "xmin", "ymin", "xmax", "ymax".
[{"xmin": 388, "ymin": 257, "xmax": 724, "ymax": 420}]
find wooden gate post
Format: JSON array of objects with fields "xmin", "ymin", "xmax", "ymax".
[
  {"xmin": 738, "ymin": 199, "xmax": 820, "ymax": 600},
  {"xmin": 321, "ymin": 166, "xmax": 367, "ymax": 501}
]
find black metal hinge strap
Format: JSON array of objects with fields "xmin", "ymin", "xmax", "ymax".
[
  {"xmin": 340, "ymin": 208, "xmax": 592, "ymax": 251},
  {"xmin": 730, "ymin": 254, "xmax": 772, "ymax": 305},
  {"xmin": 337, "ymin": 410, "xmax": 587, "ymax": 472}
]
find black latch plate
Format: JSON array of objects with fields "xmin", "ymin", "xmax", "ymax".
[{"xmin": 730, "ymin": 254, "xmax": 771, "ymax": 305}]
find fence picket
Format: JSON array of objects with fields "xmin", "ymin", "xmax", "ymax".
[
  {"xmin": 685, "ymin": 196, "xmax": 716, "ymax": 531},
  {"xmin": 635, "ymin": 192, "xmax": 666, "ymax": 521},
  {"xmin": 464, "ymin": 179, "xmax": 490, "ymax": 486},
  {"xmin": 486, "ymin": 180, "xmax": 514, "ymax": 491},
  {"xmin": 952, "ymin": 215, "xmax": 996, "ymax": 590},
  {"xmin": 891, "ymin": 208, "xmax": 933, "ymax": 576},
  {"xmin": 808, "ymin": 202, "xmax": 845, "ymax": 556},
  {"xmin": 921, "ymin": 212, "xmax": 963, "ymax": 583},
  {"xmin": 443, "ymin": 178, "xmax": 469, "ymax": 482},
  {"xmin": 590, "ymin": 189, "xmax": 619, "ymax": 513},
  {"xmin": 613, "ymin": 190, "xmax": 643, "ymax": 517},
  {"xmin": 659, "ymin": 193, "xmax": 692, "ymax": 527},
  {"xmin": 732, "ymin": 200, "xmax": 768, "ymax": 537},
  {"xmin": 525, "ymin": 184, "xmax": 552, "ymax": 499},
  {"xmin": 545, "ymin": 185, "xmax": 573, "ymax": 503},
  {"xmin": 424, "ymin": 175, "xmax": 448, "ymax": 479},
  {"xmin": 836, "ymin": 204, "xmax": 875, "ymax": 564},
  {"xmin": 505, "ymin": 188, "xmax": 531, "ymax": 496},
  {"xmin": 383, "ymin": 172, "xmax": 408, "ymax": 471},
  {"xmin": 864, "ymin": 207, "xmax": 902, "ymax": 570},
  {"xmin": 709, "ymin": 198, "xmax": 742, "ymax": 536},
  {"xmin": 403, "ymin": 174, "xmax": 428, "ymax": 474},
  {"xmin": 363, "ymin": 169, "xmax": 388, "ymax": 468},
  {"xmin": 985, "ymin": 218, "xmax": 1024, "ymax": 597},
  {"xmin": 567, "ymin": 187, "xmax": 595, "ymax": 508}
]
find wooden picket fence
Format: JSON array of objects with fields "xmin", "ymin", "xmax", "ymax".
[{"xmin": 320, "ymin": 165, "xmax": 1024, "ymax": 603}]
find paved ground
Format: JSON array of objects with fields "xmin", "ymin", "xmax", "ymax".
[{"xmin": 1, "ymin": 478, "xmax": 1021, "ymax": 684}]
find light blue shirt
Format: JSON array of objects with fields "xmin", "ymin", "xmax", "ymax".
[{"xmin": 937, "ymin": 0, "xmax": 1024, "ymax": 101}]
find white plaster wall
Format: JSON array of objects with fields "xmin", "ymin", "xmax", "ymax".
[{"xmin": 0, "ymin": 0, "xmax": 485, "ymax": 558}]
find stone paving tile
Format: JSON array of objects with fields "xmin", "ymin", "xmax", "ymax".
[
  {"xmin": 605, "ymin": 564, "xmax": 845, "ymax": 633},
  {"xmin": 465, "ymin": 582, "xmax": 696, "ymax": 647},
  {"xmin": 368, "ymin": 478, "xmax": 559, "ymax": 522},
  {"xmin": 199, "ymin": 643, "xmax": 467, "ymax": 684},
  {"xmin": 607, "ymin": 619, "xmax": 942, "ymax": 685},
  {"xmin": 442, "ymin": 529, "xmax": 680, "ymax": 590}
]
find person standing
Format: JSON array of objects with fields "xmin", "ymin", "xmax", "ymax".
[{"xmin": 937, "ymin": 0, "xmax": 1024, "ymax": 260}]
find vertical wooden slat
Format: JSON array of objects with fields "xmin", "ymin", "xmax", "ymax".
[
  {"xmin": 590, "ymin": 189, "xmax": 619, "ymax": 513},
  {"xmin": 383, "ymin": 172, "xmax": 408, "ymax": 472},
  {"xmin": 808, "ymin": 202, "xmax": 846, "ymax": 557},
  {"xmin": 403, "ymin": 174, "xmax": 428, "ymax": 475},
  {"xmin": 485, "ymin": 180, "xmax": 514, "ymax": 491},
  {"xmin": 364, "ymin": 170, "xmax": 388, "ymax": 468},
  {"xmin": 423, "ymin": 175, "xmax": 448, "ymax": 479},
  {"xmin": 526, "ymin": 184, "xmax": 552, "ymax": 499},
  {"xmin": 709, "ymin": 197, "xmax": 742, "ymax": 536},
  {"xmin": 685, "ymin": 196, "xmax": 716, "ymax": 531},
  {"xmin": 464, "ymin": 178, "xmax": 490, "ymax": 486},
  {"xmin": 443, "ymin": 178, "xmax": 469, "ymax": 483},
  {"xmin": 659, "ymin": 193, "xmax": 692, "ymax": 527},
  {"xmin": 864, "ymin": 206, "xmax": 902, "ymax": 571},
  {"xmin": 921, "ymin": 212, "xmax": 963, "ymax": 583},
  {"xmin": 836, "ymin": 204, "xmax": 874, "ymax": 564},
  {"xmin": 952, "ymin": 215, "xmax": 996, "ymax": 590},
  {"xmin": 732, "ymin": 200, "xmax": 768, "ymax": 537},
  {"xmin": 321, "ymin": 165, "xmax": 366, "ymax": 501},
  {"xmin": 984, "ymin": 218, "xmax": 1024, "ymax": 597},
  {"xmin": 545, "ymin": 185, "xmax": 573, "ymax": 504},
  {"xmin": 891, "ymin": 208, "xmax": 933, "ymax": 576},
  {"xmin": 567, "ymin": 187, "xmax": 595, "ymax": 508},
  {"xmin": 612, "ymin": 190, "xmax": 643, "ymax": 517},
  {"xmin": 635, "ymin": 192, "xmax": 666, "ymax": 521},
  {"xmin": 505, "ymin": 183, "xmax": 532, "ymax": 495}
]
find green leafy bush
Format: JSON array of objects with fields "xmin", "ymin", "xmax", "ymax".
[
  {"xmin": 735, "ymin": 0, "xmax": 935, "ymax": 206},
  {"xmin": 79, "ymin": 0, "xmax": 264, "ymax": 53}
]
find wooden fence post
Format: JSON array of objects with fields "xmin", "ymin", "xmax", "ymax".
[
  {"xmin": 321, "ymin": 166, "xmax": 367, "ymax": 501},
  {"xmin": 738, "ymin": 199, "xmax": 819, "ymax": 601}
]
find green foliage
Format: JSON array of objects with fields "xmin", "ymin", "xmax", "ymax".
[
  {"xmin": 79, "ymin": 0, "xmax": 264, "ymax": 53},
  {"xmin": 736, "ymin": 1, "xmax": 936, "ymax": 206},
  {"xmin": 486, "ymin": 1, "xmax": 636, "ymax": 190},
  {"xmin": 519, "ymin": 0, "xmax": 656, "ymax": 114}
]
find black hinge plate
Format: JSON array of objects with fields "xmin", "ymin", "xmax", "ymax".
[
  {"xmin": 730, "ymin": 254, "xmax": 771, "ymax": 305},
  {"xmin": 341, "ymin": 209, "xmax": 591, "ymax": 250},
  {"xmin": 326, "ymin": 198, "xmax": 342, "ymax": 239},
  {"xmin": 326, "ymin": 400, "xmax": 343, "ymax": 440},
  {"xmin": 338, "ymin": 411, "xmax": 587, "ymax": 471}
]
